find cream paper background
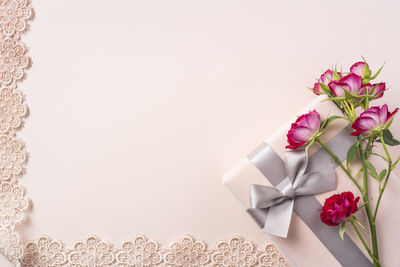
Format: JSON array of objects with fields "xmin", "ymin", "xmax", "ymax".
[{"xmin": 2, "ymin": 0, "xmax": 400, "ymax": 265}]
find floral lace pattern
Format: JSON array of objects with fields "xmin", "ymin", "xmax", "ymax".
[
  {"xmin": 0, "ymin": 227, "xmax": 23, "ymax": 265},
  {"xmin": 0, "ymin": 0, "xmax": 32, "ymax": 37},
  {"xmin": 0, "ymin": 180, "xmax": 28, "ymax": 227},
  {"xmin": 116, "ymin": 235, "xmax": 162, "ymax": 267},
  {"xmin": 19, "ymin": 235, "xmax": 290, "ymax": 267},
  {"xmin": 0, "ymin": 85, "xmax": 26, "ymax": 133},
  {"xmin": 68, "ymin": 236, "xmax": 115, "ymax": 267},
  {"xmin": 0, "ymin": 2, "xmax": 293, "ymax": 267},
  {"xmin": 211, "ymin": 237, "xmax": 258, "ymax": 267},
  {"xmin": 0, "ymin": 133, "xmax": 26, "ymax": 180},
  {"xmin": 258, "ymin": 244, "xmax": 290, "ymax": 267},
  {"xmin": 164, "ymin": 235, "xmax": 210, "ymax": 267},
  {"xmin": 22, "ymin": 236, "xmax": 67, "ymax": 267},
  {"xmin": 0, "ymin": 36, "xmax": 29, "ymax": 86}
]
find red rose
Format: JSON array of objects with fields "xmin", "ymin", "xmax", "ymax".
[{"xmin": 320, "ymin": 192, "xmax": 360, "ymax": 226}]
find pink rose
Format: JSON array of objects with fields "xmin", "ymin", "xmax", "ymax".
[
  {"xmin": 351, "ymin": 104, "xmax": 399, "ymax": 136},
  {"xmin": 312, "ymin": 70, "xmax": 342, "ymax": 95},
  {"xmin": 320, "ymin": 192, "xmax": 360, "ymax": 226},
  {"xmin": 350, "ymin": 61, "xmax": 371, "ymax": 80},
  {"xmin": 360, "ymin": 83, "xmax": 385, "ymax": 99},
  {"xmin": 286, "ymin": 110, "xmax": 320, "ymax": 149},
  {"xmin": 328, "ymin": 73, "xmax": 363, "ymax": 97}
]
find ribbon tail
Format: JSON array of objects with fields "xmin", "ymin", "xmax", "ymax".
[{"xmin": 263, "ymin": 199, "xmax": 294, "ymax": 238}]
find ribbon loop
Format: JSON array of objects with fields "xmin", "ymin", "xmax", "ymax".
[
  {"xmin": 250, "ymin": 150, "xmax": 336, "ymax": 238},
  {"xmin": 281, "ymin": 183, "xmax": 296, "ymax": 199},
  {"xmin": 284, "ymin": 150, "xmax": 308, "ymax": 184}
]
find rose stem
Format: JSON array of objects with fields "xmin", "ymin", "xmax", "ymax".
[
  {"xmin": 358, "ymin": 140, "xmax": 380, "ymax": 266},
  {"xmin": 373, "ymin": 133, "xmax": 393, "ymax": 220},
  {"xmin": 316, "ymin": 138, "xmax": 362, "ymax": 193},
  {"xmin": 351, "ymin": 221, "xmax": 379, "ymax": 264}
]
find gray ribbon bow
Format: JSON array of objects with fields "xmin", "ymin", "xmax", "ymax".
[{"xmin": 250, "ymin": 150, "xmax": 336, "ymax": 238}]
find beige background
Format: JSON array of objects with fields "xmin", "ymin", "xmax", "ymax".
[{"xmin": 2, "ymin": 0, "xmax": 400, "ymax": 265}]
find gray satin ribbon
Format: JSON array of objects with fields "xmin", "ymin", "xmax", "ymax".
[
  {"xmin": 246, "ymin": 126, "xmax": 371, "ymax": 267},
  {"xmin": 250, "ymin": 150, "xmax": 336, "ymax": 238}
]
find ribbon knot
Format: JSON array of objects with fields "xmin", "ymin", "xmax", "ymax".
[
  {"xmin": 281, "ymin": 184, "xmax": 296, "ymax": 199},
  {"xmin": 249, "ymin": 150, "xmax": 336, "ymax": 238}
]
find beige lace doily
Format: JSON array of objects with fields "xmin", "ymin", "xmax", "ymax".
[{"xmin": 0, "ymin": 1, "xmax": 291, "ymax": 266}]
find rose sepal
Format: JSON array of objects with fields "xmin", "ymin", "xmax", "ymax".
[
  {"xmin": 332, "ymin": 67, "xmax": 342, "ymax": 81},
  {"xmin": 348, "ymin": 215, "xmax": 368, "ymax": 231},
  {"xmin": 339, "ymin": 216, "xmax": 367, "ymax": 241},
  {"xmin": 339, "ymin": 221, "xmax": 347, "ymax": 241},
  {"xmin": 319, "ymin": 82, "xmax": 331, "ymax": 94},
  {"xmin": 369, "ymin": 62, "xmax": 385, "ymax": 80},
  {"xmin": 305, "ymin": 129, "xmax": 325, "ymax": 154},
  {"xmin": 361, "ymin": 57, "xmax": 372, "ymax": 81}
]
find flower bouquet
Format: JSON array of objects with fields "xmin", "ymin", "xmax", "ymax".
[
  {"xmin": 289, "ymin": 59, "xmax": 399, "ymax": 267},
  {"xmin": 223, "ymin": 58, "xmax": 400, "ymax": 266}
]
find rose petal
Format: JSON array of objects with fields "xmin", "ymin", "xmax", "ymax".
[
  {"xmin": 290, "ymin": 126, "xmax": 313, "ymax": 143},
  {"xmin": 367, "ymin": 106, "xmax": 381, "ymax": 113},
  {"xmin": 354, "ymin": 117, "xmax": 377, "ymax": 131},
  {"xmin": 350, "ymin": 197, "xmax": 360, "ymax": 215},
  {"xmin": 360, "ymin": 84, "xmax": 371, "ymax": 95},
  {"xmin": 387, "ymin": 108, "xmax": 399, "ymax": 123},
  {"xmin": 306, "ymin": 110, "xmax": 320, "ymax": 131},
  {"xmin": 328, "ymin": 81, "xmax": 348, "ymax": 97},
  {"xmin": 372, "ymin": 83, "xmax": 385, "ymax": 99},
  {"xmin": 379, "ymin": 104, "xmax": 388, "ymax": 125},
  {"xmin": 339, "ymin": 74, "xmax": 362, "ymax": 94},
  {"xmin": 319, "ymin": 70, "xmax": 333, "ymax": 85},
  {"xmin": 312, "ymin": 82, "xmax": 323, "ymax": 95},
  {"xmin": 360, "ymin": 110, "xmax": 380, "ymax": 123},
  {"xmin": 350, "ymin": 62, "xmax": 367, "ymax": 77}
]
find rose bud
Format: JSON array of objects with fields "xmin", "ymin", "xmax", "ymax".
[
  {"xmin": 360, "ymin": 83, "xmax": 385, "ymax": 99},
  {"xmin": 351, "ymin": 104, "xmax": 399, "ymax": 136},
  {"xmin": 312, "ymin": 70, "xmax": 342, "ymax": 95},
  {"xmin": 350, "ymin": 61, "xmax": 371, "ymax": 81},
  {"xmin": 320, "ymin": 192, "xmax": 360, "ymax": 226},
  {"xmin": 328, "ymin": 73, "xmax": 363, "ymax": 97},
  {"xmin": 286, "ymin": 110, "xmax": 320, "ymax": 149}
]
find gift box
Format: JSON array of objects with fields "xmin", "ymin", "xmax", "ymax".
[{"xmin": 223, "ymin": 95, "xmax": 400, "ymax": 267}]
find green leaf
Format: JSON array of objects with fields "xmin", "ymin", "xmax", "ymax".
[
  {"xmin": 370, "ymin": 62, "xmax": 385, "ymax": 80},
  {"xmin": 366, "ymin": 161, "xmax": 379, "ymax": 180},
  {"xmin": 339, "ymin": 222, "xmax": 347, "ymax": 241},
  {"xmin": 319, "ymin": 83, "xmax": 331, "ymax": 93},
  {"xmin": 346, "ymin": 143, "xmax": 358, "ymax": 166},
  {"xmin": 379, "ymin": 169, "xmax": 387, "ymax": 182},
  {"xmin": 377, "ymin": 129, "xmax": 400, "ymax": 146},
  {"xmin": 321, "ymin": 115, "xmax": 343, "ymax": 129}
]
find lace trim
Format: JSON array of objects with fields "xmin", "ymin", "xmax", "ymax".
[
  {"xmin": 20, "ymin": 235, "xmax": 290, "ymax": 267},
  {"xmin": 0, "ymin": 1, "xmax": 292, "ymax": 266}
]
